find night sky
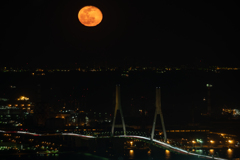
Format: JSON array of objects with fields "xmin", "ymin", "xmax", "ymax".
[{"xmin": 1, "ymin": 0, "xmax": 240, "ymax": 67}]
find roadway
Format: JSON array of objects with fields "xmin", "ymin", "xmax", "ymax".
[{"xmin": 0, "ymin": 130, "xmax": 228, "ymax": 160}]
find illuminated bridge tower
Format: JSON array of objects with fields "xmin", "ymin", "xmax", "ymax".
[
  {"xmin": 111, "ymin": 84, "xmax": 126, "ymax": 136},
  {"xmin": 151, "ymin": 87, "xmax": 167, "ymax": 142}
]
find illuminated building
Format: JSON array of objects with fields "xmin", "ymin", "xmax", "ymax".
[
  {"xmin": 222, "ymin": 108, "xmax": 240, "ymax": 117},
  {"xmin": 0, "ymin": 96, "xmax": 34, "ymax": 127},
  {"xmin": 17, "ymin": 96, "xmax": 29, "ymax": 101},
  {"xmin": 233, "ymin": 109, "xmax": 240, "ymax": 116}
]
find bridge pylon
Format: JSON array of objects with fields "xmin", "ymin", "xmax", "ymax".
[
  {"xmin": 151, "ymin": 87, "xmax": 167, "ymax": 142},
  {"xmin": 111, "ymin": 84, "xmax": 126, "ymax": 136}
]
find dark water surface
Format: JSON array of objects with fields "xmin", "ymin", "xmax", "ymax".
[
  {"xmin": 0, "ymin": 152, "xmax": 213, "ymax": 160},
  {"xmin": 1, "ymin": 148, "xmax": 239, "ymax": 160}
]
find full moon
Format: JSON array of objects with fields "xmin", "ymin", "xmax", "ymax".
[{"xmin": 78, "ymin": 6, "xmax": 103, "ymax": 27}]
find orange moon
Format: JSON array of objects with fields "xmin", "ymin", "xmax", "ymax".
[{"xmin": 78, "ymin": 6, "xmax": 103, "ymax": 27}]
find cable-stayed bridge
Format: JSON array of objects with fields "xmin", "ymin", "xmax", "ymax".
[{"xmin": 0, "ymin": 85, "xmax": 229, "ymax": 159}]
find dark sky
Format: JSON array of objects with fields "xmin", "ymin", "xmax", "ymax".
[{"xmin": 1, "ymin": 0, "xmax": 240, "ymax": 67}]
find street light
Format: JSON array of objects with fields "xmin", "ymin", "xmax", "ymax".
[
  {"xmin": 209, "ymin": 140, "xmax": 214, "ymax": 148},
  {"xmin": 228, "ymin": 140, "xmax": 234, "ymax": 148},
  {"xmin": 130, "ymin": 141, "xmax": 133, "ymax": 146},
  {"xmin": 227, "ymin": 148, "xmax": 233, "ymax": 157},
  {"xmin": 192, "ymin": 140, "xmax": 196, "ymax": 148}
]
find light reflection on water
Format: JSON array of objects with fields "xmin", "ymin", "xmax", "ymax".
[
  {"xmin": 165, "ymin": 149, "xmax": 170, "ymax": 160},
  {"xmin": 147, "ymin": 150, "xmax": 151, "ymax": 156},
  {"xmin": 1, "ymin": 148, "xmax": 240, "ymax": 160},
  {"xmin": 209, "ymin": 149, "xmax": 214, "ymax": 155},
  {"xmin": 227, "ymin": 148, "xmax": 233, "ymax": 159},
  {"xmin": 129, "ymin": 150, "xmax": 134, "ymax": 159},
  {"xmin": 129, "ymin": 148, "xmax": 238, "ymax": 160},
  {"xmin": 191, "ymin": 148, "xmax": 236, "ymax": 159}
]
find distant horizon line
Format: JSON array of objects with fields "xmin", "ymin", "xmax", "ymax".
[
  {"xmin": 1, "ymin": 64, "xmax": 240, "ymax": 68},
  {"xmin": 0, "ymin": 65, "xmax": 240, "ymax": 72}
]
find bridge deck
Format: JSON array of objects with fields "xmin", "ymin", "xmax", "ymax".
[{"xmin": 0, "ymin": 130, "xmax": 228, "ymax": 160}]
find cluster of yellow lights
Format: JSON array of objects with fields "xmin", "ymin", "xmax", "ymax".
[
  {"xmin": 216, "ymin": 67, "xmax": 238, "ymax": 70},
  {"xmin": 129, "ymin": 150, "xmax": 134, "ymax": 156},
  {"xmin": 17, "ymin": 96, "xmax": 29, "ymax": 101},
  {"xmin": 37, "ymin": 69, "xmax": 44, "ymax": 72},
  {"xmin": 55, "ymin": 116, "xmax": 65, "ymax": 119},
  {"xmin": 209, "ymin": 149, "xmax": 214, "ymax": 154}
]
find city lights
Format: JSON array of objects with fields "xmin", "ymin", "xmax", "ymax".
[
  {"xmin": 129, "ymin": 150, "xmax": 134, "ymax": 157},
  {"xmin": 206, "ymin": 84, "xmax": 213, "ymax": 87},
  {"xmin": 17, "ymin": 96, "xmax": 29, "ymax": 101},
  {"xmin": 209, "ymin": 149, "xmax": 214, "ymax": 155},
  {"xmin": 196, "ymin": 139, "xmax": 203, "ymax": 143},
  {"xmin": 1, "ymin": 63, "xmax": 240, "ymax": 160},
  {"xmin": 165, "ymin": 150, "xmax": 170, "ymax": 154}
]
